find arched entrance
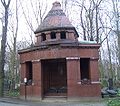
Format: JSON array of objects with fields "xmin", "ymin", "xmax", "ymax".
[{"xmin": 41, "ymin": 58, "xmax": 67, "ymax": 98}]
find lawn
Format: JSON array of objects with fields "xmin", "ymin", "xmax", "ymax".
[{"xmin": 107, "ymin": 98, "xmax": 120, "ymax": 106}]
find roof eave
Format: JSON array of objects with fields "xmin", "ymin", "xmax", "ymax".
[{"xmin": 34, "ymin": 26, "xmax": 79, "ymax": 37}]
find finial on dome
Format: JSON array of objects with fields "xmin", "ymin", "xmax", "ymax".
[{"xmin": 52, "ymin": 1, "xmax": 61, "ymax": 10}]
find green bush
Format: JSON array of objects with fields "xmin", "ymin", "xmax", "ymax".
[
  {"xmin": 9, "ymin": 91, "xmax": 20, "ymax": 97},
  {"xmin": 117, "ymin": 88, "xmax": 120, "ymax": 96},
  {"xmin": 107, "ymin": 99, "xmax": 120, "ymax": 106},
  {"xmin": 101, "ymin": 79, "xmax": 108, "ymax": 88}
]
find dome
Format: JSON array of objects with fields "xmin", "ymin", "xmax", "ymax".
[{"xmin": 34, "ymin": 1, "xmax": 75, "ymax": 34}]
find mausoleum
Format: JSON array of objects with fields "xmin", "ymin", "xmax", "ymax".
[{"xmin": 18, "ymin": 1, "xmax": 101, "ymax": 100}]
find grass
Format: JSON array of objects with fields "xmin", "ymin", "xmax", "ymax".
[
  {"xmin": 107, "ymin": 98, "xmax": 120, "ymax": 106},
  {"xmin": 103, "ymin": 88, "xmax": 120, "ymax": 106}
]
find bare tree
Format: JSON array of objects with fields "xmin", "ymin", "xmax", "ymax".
[
  {"xmin": 106, "ymin": 37, "xmax": 113, "ymax": 79},
  {"xmin": 92, "ymin": 0, "xmax": 103, "ymax": 42},
  {"xmin": 111, "ymin": 0, "xmax": 120, "ymax": 67},
  {"xmin": 0, "ymin": 0, "xmax": 11, "ymax": 97},
  {"xmin": 5, "ymin": 0, "xmax": 19, "ymax": 92},
  {"xmin": 19, "ymin": 0, "xmax": 48, "ymax": 44},
  {"xmin": 73, "ymin": 0, "xmax": 103, "ymax": 42}
]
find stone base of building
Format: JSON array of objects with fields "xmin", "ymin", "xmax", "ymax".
[
  {"xmin": 67, "ymin": 96, "xmax": 102, "ymax": 102},
  {"xmin": 19, "ymin": 96, "xmax": 42, "ymax": 101},
  {"xmin": 19, "ymin": 95, "xmax": 102, "ymax": 102}
]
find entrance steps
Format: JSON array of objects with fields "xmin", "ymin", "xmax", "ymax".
[
  {"xmin": 43, "ymin": 96, "xmax": 67, "ymax": 102},
  {"xmin": 3, "ymin": 90, "xmax": 9, "ymax": 97}
]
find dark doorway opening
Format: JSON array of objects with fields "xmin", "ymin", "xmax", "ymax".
[
  {"xmin": 51, "ymin": 32, "xmax": 56, "ymax": 39},
  {"xmin": 80, "ymin": 58, "xmax": 90, "ymax": 84},
  {"xmin": 80, "ymin": 58, "xmax": 90, "ymax": 80},
  {"xmin": 41, "ymin": 33, "xmax": 46, "ymax": 41},
  {"xmin": 41, "ymin": 58, "xmax": 67, "ymax": 97},
  {"xmin": 25, "ymin": 61, "xmax": 32, "ymax": 85},
  {"xmin": 60, "ymin": 31, "xmax": 66, "ymax": 39}
]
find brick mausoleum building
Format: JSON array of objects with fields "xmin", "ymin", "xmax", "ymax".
[{"xmin": 18, "ymin": 1, "xmax": 101, "ymax": 101}]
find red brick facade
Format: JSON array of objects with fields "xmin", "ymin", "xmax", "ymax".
[{"xmin": 18, "ymin": 1, "xmax": 101, "ymax": 101}]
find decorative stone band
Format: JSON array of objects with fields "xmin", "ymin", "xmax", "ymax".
[
  {"xmin": 46, "ymin": 10, "xmax": 65, "ymax": 17},
  {"xmin": 90, "ymin": 57, "xmax": 99, "ymax": 60},
  {"xmin": 66, "ymin": 57, "xmax": 80, "ymax": 60},
  {"xmin": 32, "ymin": 59, "xmax": 40, "ymax": 63},
  {"xmin": 77, "ymin": 82, "xmax": 81, "ymax": 84},
  {"xmin": 77, "ymin": 81, "xmax": 100, "ymax": 84},
  {"xmin": 66, "ymin": 57, "xmax": 99, "ymax": 60},
  {"xmin": 20, "ymin": 59, "xmax": 40, "ymax": 64},
  {"xmin": 91, "ymin": 81, "xmax": 100, "ymax": 84}
]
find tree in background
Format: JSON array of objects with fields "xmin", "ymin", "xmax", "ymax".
[
  {"xmin": 66, "ymin": 0, "xmax": 120, "ymax": 87},
  {"xmin": 19, "ymin": 0, "xmax": 48, "ymax": 44},
  {"xmin": 0, "ymin": 0, "xmax": 11, "ymax": 97},
  {"xmin": 5, "ymin": 0, "xmax": 19, "ymax": 92},
  {"xmin": 72, "ymin": 0, "xmax": 103, "ymax": 42},
  {"xmin": 0, "ymin": 0, "xmax": 120, "ymax": 97},
  {"xmin": 98, "ymin": 0, "xmax": 120, "ymax": 87},
  {"xmin": 111, "ymin": 0, "xmax": 120, "ymax": 80}
]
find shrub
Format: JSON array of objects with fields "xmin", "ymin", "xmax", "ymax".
[
  {"xmin": 9, "ymin": 91, "xmax": 20, "ymax": 97},
  {"xmin": 107, "ymin": 98, "xmax": 120, "ymax": 106},
  {"xmin": 117, "ymin": 88, "xmax": 120, "ymax": 96}
]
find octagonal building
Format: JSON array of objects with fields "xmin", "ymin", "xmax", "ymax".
[{"xmin": 18, "ymin": 1, "xmax": 101, "ymax": 101}]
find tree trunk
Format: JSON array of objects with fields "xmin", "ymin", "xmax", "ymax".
[
  {"xmin": 0, "ymin": 26, "xmax": 6, "ymax": 97},
  {"xmin": 0, "ymin": 0, "xmax": 11, "ymax": 97},
  {"xmin": 106, "ymin": 38, "xmax": 113, "ymax": 79}
]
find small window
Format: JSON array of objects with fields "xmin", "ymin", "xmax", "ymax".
[
  {"xmin": 80, "ymin": 58, "xmax": 90, "ymax": 80},
  {"xmin": 60, "ymin": 31, "xmax": 66, "ymax": 39},
  {"xmin": 26, "ymin": 61, "xmax": 32, "ymax": 85},
  {"xmin": 41, "ymin": 33, "xmax": 46, "ymax": 41},
  {"xmin": 51, "ymin": 32, "xmax": 56, "ymax": 39}
]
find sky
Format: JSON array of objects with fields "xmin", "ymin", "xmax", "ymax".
[
  {"xmin": 0, "ymin": 0, "xmax": 95, "ymax": 46},
  {"xmin": 0, "ymin": 0, "xmax": 117, "ymax": 46},
  {"xmin": 16, "ymin": 0, "xmax": 63, "ymax": 42},
  {"xmin": 0, "ymin": 0, "xmax": 84, "ymax": 46},
  {"xmin": 0, "ymin": 0, "xmax": 120, "ymax": 64},
  {"xmin": 0, "ymin": 0, "xmax": 63, "ymax": 44}
]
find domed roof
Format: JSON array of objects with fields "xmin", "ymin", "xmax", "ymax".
[{"xmin": 34, "ymin": 1, "xmax": 74, "ymax": 34}]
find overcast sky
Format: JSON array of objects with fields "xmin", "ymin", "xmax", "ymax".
[
  {"xmin": 16, "ymin": 0, "xmax": 64, "ymax": 42},
  {"xmin": 0, "ymin": 0, "xmax": 64, "ymax": 43},
  {"xmin": 0, "ymin": 0, "xmax": 115, "ymax": 44}
]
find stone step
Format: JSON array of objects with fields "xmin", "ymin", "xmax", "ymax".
[
  {"xmin": 3, "ymin": 91, "xmax": 9, "ymax": 97},
  {"xmin": 42, "ymin": 97, "xmax": 67, "ymax": 102}
]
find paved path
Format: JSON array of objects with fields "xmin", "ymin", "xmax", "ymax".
[
  {"xmin": 0, "ymin": 97, "xmax": 107, "ymax": 106},
  {"xmin": 29, "ymin": 102, "xmax": 107, "ymax": 106},
  {"xmin": 0, "ymin": 102, "xmax": 26, "ymax": 106}
]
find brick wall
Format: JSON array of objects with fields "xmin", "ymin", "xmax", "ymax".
[
  {"xmin": 19, "ymin": 46, "xmax": 101, "ymax": 99},
  {"xmin": 20, "ymin": 47, "xmax": 99, "ymax": 63}
]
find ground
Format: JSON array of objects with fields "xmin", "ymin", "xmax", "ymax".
[{"xmin": 0, "ymin": 97, "xmax": 107, "ymax": 106}]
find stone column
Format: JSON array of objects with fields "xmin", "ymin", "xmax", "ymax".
[
  {"xmin": 46, "ymin": 32, "xmax": 51, "ymax": 41},
  {"xmin": 35, "ymin": 33, "xmax": 41, "ymax": 46},
  {"xmin": 56, "ymin": 32, "xmax": 60, "ymax": 40}
]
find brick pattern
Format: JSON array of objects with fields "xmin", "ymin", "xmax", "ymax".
[
  {"xmin": 20, "ymin": 48, "xmax": 99, "ymax": 63},
  {"xmin": 35, "ymin": 30, "xmax": 76, "ymax": 46},
  {"xmin": 19, "ymin": 1, "xmax": 100, "ymax": 100},
  {"xmin": 20, "ymin": 46, "xmax": 101, "ymax": 99}
]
